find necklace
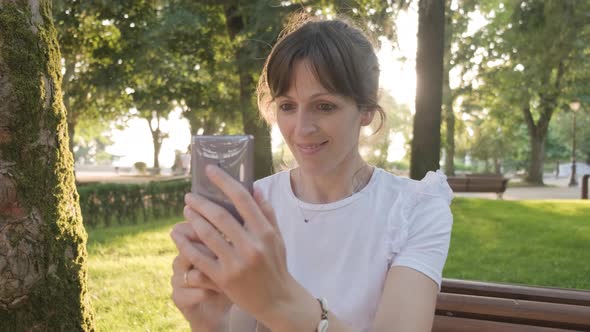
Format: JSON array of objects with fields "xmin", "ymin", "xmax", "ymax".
[{"xmin": 295, "ymin": 164, "xmax": 373, "ymax": 223}]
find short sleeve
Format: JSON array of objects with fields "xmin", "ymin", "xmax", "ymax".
[{"xmin": 387, "ymin": 170, "xmax": 454, "ymax": 289}]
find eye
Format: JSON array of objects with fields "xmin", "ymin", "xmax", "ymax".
[
  {"xmin": 278, "ymin": 103, "xmax": 296, "ymax": 112},
  {"xmin": 317, "ymin": 103, "xmax": 336, "ymax": 112}
]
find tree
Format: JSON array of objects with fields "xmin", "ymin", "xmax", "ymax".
[
  {"xmin": 549, "ymin": 104, "xmax": 590, "ymax": 165},
  {"xmin": 410, "ymin": 0, "xmax": 445, "ymax": 180},
  {"xmin": 0, "ymin": 1, "xmax": 94, "ymax": 330},
  {"xmin": 52, "ymin": 0, "xmax": 130, "ymax": 155},
  {"xmin": 61, "ymin": 1, "xmax": 405, "ymax": 178},
  {"xmin": 473, "ymin": 0, "xmax": 590, "ymax": 184},
  {"xmin": 107, "ymin": 1, "xmax": 243, "ymax": 173},
  {"xmin": 72, "ymin": 116, "xmax": 116, "ymax": 165},
  {"xmin": 441, "ymin": 0, "xmax": 478, "ymax": 175},
  {"xmin": 158, "ymin": 1, "xmax": 242, "ymax": 137},
  {"xmin": 211, "ymin": 1, "xmax": 402, "ymax": 179},
  {"xmin": 100, "ymin": 0, "xmax": 175, "ymax": 174},
  {"xmin": 363, "ymin": 92, "xmax": 413, "ymax": 170},
  {"xmin": 170, "ymin": 1, "xmax": 401, "ymax": 179}
]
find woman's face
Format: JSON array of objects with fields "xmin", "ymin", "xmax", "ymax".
[{"xmin": 275, "ymin": 60, "xmax": 373, "ymax": 175}]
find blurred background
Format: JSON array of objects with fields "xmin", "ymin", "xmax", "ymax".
[{"xmin": 58, "ymin": 0, "xmax": 589, "ymax": 189}]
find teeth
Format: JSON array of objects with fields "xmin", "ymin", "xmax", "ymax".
[{"xmin": 299, "ymin": 144, "xmax": 320, "ymax": 149}]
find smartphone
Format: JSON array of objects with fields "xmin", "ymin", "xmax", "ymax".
[{"xmin": 191, "ymin": 135, "xmax": 254, "ymax": 225}]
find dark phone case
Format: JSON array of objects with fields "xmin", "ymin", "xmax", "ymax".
[{"xmin": 191, "ymin": 135, "xmax": 254, "ymax": 225}]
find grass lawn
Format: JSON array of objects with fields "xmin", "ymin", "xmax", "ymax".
[
  {"xmin": 87, "ymin": 199, "xmax": 590, "ymax": 331},
  {"xmin": 87, "ymin": 217, "xmax": 188, "ymax": 332},
  {"xmin": 444, "ymin": 198, "xmax": 590, "ymax": 289}
]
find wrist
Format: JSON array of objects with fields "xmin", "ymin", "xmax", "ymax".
[
  {"xmin": 189, "ymin": 320, "xmax": 228, "ymax": 332},
  {"xmin": 189, "ymin": 307, "xmax": 231, "ymax": 332},
  {"xmin": 258, "ymin": 278, "xmax": 321, "ymax": 332}
]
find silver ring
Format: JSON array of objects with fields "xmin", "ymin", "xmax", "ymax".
[{"xmin": 184, "ymin": 270, "xmax": 189, "ymax": 287}]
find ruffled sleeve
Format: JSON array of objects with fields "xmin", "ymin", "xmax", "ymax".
[{"xmin": 386, "ymin": 170, "xmax": 454, "ymax": 289}]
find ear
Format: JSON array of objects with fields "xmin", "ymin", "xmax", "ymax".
[{"xmin": 360, "ymin": 108, "xmax": 377, "ymax": 126}]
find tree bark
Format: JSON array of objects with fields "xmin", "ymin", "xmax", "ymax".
[
  {"xmin": 527, "ymin": 131, "xmax": 546, "ymax": 184},
  {"xmin": 494, "ymin": 157, "xmax": 502, "ymax": 175},
  {"xmin": 521, "ymin": 60, "xmax": 563, "ymax": 184},
  {"xmin": 224, "ymin": 5, "xmax": 273, "ymax": 180},
  {"xmin": 62, "ymin": 57, "xmax": 76, "ymax": 156},
  {"xmin": 442, "ymin": 68, "xmax": 455, "ymax": 176},
  {"xmin": 410, "ymin": 0, "xmax": 445, "ymax": 180},
  {"xmin": 522, "ymin": 102, "xmax": 549, "ymax": 185},
  {"xmin": 236, "ymin": 47, "xmax": 273, "ymax": 180},
  {"xmin": 442, "ymin": 0, "xmax": 455, "ymax": 176},
  {"xmin": 0, "ymin": 1, "xmax": 94, "ymax": 330}
]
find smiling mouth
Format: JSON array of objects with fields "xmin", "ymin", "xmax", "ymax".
[{"xmin": 296, "ymin": 141, "xmax": 328, "ymax": 153}]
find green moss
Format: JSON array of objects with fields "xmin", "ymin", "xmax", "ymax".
[{"xmin": 0, "ymin": 1, "xmax": 94, "ymax": 330}]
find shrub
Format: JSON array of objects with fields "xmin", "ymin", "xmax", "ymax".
[
  {"xmin": 78, "ymin": 179, "xmax": 189, "ymax": 227},
  {"xmin": 134, "ymin": 161, "xmax": 147, "ymax": 174}
]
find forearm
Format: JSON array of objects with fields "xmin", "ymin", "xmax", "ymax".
[
  {"xmin": 258, "ymin": 281, "xmax": 357, "ymax": 332},
  {"xmin": 189, "ymin": 311, "xmax": 230, "ymax": 332}
]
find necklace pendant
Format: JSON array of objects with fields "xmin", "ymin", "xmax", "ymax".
[{"xmin": 304, "ymin": 219, "xmax": 309, "ymax": 223}]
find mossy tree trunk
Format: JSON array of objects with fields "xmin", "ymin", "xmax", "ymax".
[{"xmin": 0, "ymin": 1, "xmax": 95, "ymax": 330}]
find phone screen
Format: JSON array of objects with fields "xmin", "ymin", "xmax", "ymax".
[{"xmin": 191, "ymin": 135, "xmax": 254, "ymax": 225}]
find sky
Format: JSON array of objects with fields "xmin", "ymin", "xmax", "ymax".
[{"xmin": 106, "ymin": 6, "xmax": 421, "ymax": 169}]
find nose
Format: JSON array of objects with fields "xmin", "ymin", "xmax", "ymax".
[{"xmin": 295, "ymin": 110, "xmax": 318, "ymax": 137}]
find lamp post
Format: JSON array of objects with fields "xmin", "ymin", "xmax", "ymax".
[{"xmin": 568, "ymin": 101, "xmax": 580, "ymax": 187}]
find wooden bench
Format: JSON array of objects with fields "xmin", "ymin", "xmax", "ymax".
[
  {"xmin": 447, "ymin": 174, "xmax": 509, "ymax": 199},
  {"xmin": 433, "ymin": 279, "xmax": 590, "ymax": 331}
]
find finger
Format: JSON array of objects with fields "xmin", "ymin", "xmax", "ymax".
[
  {"xmin": 171, "ymin": 230, "xmax": 219, "ymax": 279},
  {"xmin": 185, "ymin": 193, "xmax": 249, "ymax": 251},
  {"xmin": 173, "ymin": 269, "xmax": 222, "ymax": 292},
  {"xmin": 171, "ymin": 287, "xmax": 216, "ymax": 309},
  {"xmin": 171, "ymin": 235, "xmax": 216, "ymax": 273},
  {"xmin": 170, "ymin": 222, "xmax": 202, "ymax": 244},
  {"xmin": 184, "ymin": 205, "xmax": 234, "ymax": 263},
  {"xmin": 172, "ymin": 245, "xmax": 217, "ymax": 274},
  {"xmin": 172, "ymin": 254, "xmax": 192, "ymax": 272},
  {"xmin": 253, "ymin": 188, "xmax": 281, "ymax": 235},
  {"xmin": 205, "ymin": 164, "xmax": 270, "ymax": 235}
]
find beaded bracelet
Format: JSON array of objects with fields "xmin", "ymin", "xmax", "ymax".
[{"xmin": 317, "ymin": 297, "xmax": 329, "ymax": 332}]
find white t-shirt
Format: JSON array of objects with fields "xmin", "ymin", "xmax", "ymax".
[{"xmin": 253, "ymin": 167, "xmax": 453, "ymax": 331}]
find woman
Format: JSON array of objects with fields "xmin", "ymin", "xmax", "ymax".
[{"xmin": 170, "ymin": 14, "xmax": 453, "ymax": 332}]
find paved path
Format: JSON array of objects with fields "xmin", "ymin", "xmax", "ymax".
[{"xmin": 454, "ymin": 176, "xmax": 587, "ymax": 200}]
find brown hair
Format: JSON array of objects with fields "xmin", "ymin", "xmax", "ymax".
[{"xmin": 257, "ymin": 14, "xmax": 385, "ymax": 132}]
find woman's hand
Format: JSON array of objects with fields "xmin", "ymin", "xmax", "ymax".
[
  {"xmin": 171, "ymin": 164, "xmax": 298, "ymax": 325},
  {"xmin": 170, "ymin": 222, "xmax": 232, "ymax": 332}
]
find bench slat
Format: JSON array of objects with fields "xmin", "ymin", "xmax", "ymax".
[
  {"xmin": 436, "ymin": 293, "xmax": 590, "ymax": 330},
  {"xmin": 432, "ymin": 315, "xmax": 575, "ymax": 332},
  {"xmin": 446, "ymin": 176, "xmax": 509, "ymax": 195},
  {"xmin": 441, "ymin": 279, "xmax": 590, "ymax": 306}
]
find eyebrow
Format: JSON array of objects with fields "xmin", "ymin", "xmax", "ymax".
[{"xmin": 277, "ymin": 92, "xmax": 335, "ymax": 99}]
